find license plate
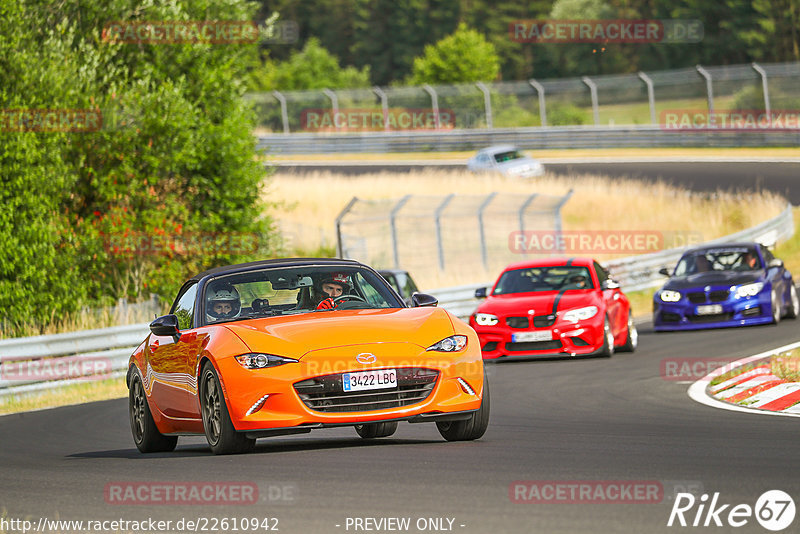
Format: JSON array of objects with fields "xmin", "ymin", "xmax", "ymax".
[
  {"xmin": 342, "ymin": 369, "xmax": 397, "ymax": 392},
  {"xmin": 696, "ymin": 304, "xmax": 723, "ymax": 315},
  {"xmin": 512, "ymin": 331, "xmax": 553, "ymax": 342}
]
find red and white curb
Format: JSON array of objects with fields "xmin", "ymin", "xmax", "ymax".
[{"xmin": 687, "ymin": 341, "xmax": 800, "ymax": 418}]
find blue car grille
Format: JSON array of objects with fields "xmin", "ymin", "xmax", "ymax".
[
  {"xmin": 687, "ymin": 289, "xmax": 730, "ymax": 304},
  {"xmin": 709, "ymin": 290, "xmax": 730, "ymax": 302},
  {"xmin": 687, "ymin": 292, "xmax": 706, "ymax": 304},
  {"xmin": 688, "ymin": 312, "xmax": 734, "ymax": 323},
  {"xmin": 660, "ymin": 312, "xmax": 681, "ymax": 323}
]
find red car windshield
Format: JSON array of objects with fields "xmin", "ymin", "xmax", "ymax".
[{"xmin": 493, "ymin": 266, "xmax": 594, "ymax": 295}]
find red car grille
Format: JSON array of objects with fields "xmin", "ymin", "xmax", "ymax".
[
  {"xmin": 506, "ymin": 315, "xmax": 557, "ymax": 328},
  {"xmin": 505, "ymin": 340, "xmax": 562, "ymax": 352}
]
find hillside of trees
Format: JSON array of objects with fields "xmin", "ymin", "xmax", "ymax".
[{"xmin": 252, "ymin": 0, "xmax": 800, "ymax": 87}]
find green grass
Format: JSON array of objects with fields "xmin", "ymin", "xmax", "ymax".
[
  {"xmin": 597, "ymin": 95, "xmax": 739, "ymax": 126},
  {"xmin": 0, "ymin": 377, "xmax": 128, "ymax": 416},
  {"xmin": 773, "ymin": 208, "xmax": 800, "ymax": 279},
  {"xmin": 771, "ymin": 349, "xmax": 800, "ymax": 381},
  {"xmin": 709, "ymin": 362, "xmax": 761, "ymax": 387}
]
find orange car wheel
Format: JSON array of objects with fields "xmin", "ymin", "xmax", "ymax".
[
  {"xmin": 129, "ymin": 372, "xmax": 178, "ymax": 453},
  {"xmin": 354, "ymin": 421, "xmax": 398, "ymax": 439},
  {"xmin": 200, "ymin": 362, "xmax": 255, "ymax": 455},
  {"xmin": 436, "ymin": 377, "xmax": 490, "ymax": 442}
]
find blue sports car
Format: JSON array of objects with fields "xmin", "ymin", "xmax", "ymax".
[{"xmin": 653, "ymin": 242, "xmax": 798, "ymax": 331}]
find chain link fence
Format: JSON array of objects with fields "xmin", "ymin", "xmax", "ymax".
[
  {"xmin": 335, "ymin": 192, "xmax": 572, "ymax": 283},
  {"xmin": 248, "ymin": 61, "xmax": 800, "ymax": 133}
]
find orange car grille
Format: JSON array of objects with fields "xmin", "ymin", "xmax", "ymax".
[{"xmin": 293, "ymin": 368, "xmax": 439, "ymax": 413}]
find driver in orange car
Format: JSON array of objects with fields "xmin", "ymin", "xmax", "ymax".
[
  {"xmin": 314, "ymin": 273, "xmax": 351, "ymax": 310},
  {"xmin": 206, "ymin": 284, "xmax": 242, "ymax": 322}
]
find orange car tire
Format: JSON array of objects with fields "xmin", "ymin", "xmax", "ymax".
[
  {"xmin": 129, "ymin": 371, "xmax": 178, "ymax": 453},
  {"xmin": 436, "ymin": 377, "xmax": 490, "ymax": 441},
  {"xmin": 200, "ymin": 362, "xmax": 256, "ymax": 455}
]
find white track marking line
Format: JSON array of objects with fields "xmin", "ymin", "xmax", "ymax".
[
  {"xmin": 747, "ymin": 383, "xmax": 800, "ymax": 408},
  {"xmin": 709, "ymin": 366, "xmax": 771, "ymax": 394},
  {"xmin": 715, "ymin": 375, "xmax": 778, "ymax": 399},
  {"xmin": 687, "ymin": 340, "xmax": 800, "ymax": 418}
]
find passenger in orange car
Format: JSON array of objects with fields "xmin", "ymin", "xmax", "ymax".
[{"xmin": 315, "ymin": 273, "xmax": 350, "ymax": 310}]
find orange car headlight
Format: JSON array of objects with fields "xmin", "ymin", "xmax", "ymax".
[
  {"xmin": 235, "ymin": 353, "xmax": 299, "ymax": 369},
  {"xmin": 426, "ymin": 335, "xmax": 468, "ymax": 352}
]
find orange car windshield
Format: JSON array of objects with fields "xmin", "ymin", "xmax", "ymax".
[{"xmin": 203, "ymin": 266, "xmax": 403, "ymax": 324}]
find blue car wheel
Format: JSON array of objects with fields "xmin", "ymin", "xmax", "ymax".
[
  {"xmin": 787, "ymin": 285, "xmax": 799, "ymax": 319},
  {"xmin": 771, "ymin": 289, "xmax": 781, "ymax": 325}
]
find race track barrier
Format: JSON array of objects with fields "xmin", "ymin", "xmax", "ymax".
[{"xmin": 0, "ymin": 203, "xmax": 793, "ymax": 398}]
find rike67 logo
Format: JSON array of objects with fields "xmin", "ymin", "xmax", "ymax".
[{"xmin": 668, "ymin": 490, "xmax": 795, "ymax": 531}]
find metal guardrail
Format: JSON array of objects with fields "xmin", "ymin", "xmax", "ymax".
[
  {"xmin": 429, "ymin": 203, "xmax": 795, "ymax": 320},
  {"xmin": 0, "ymin": 323, "xmax": 148, "ymax": 397},
  {"xmin": 0, "ymin": 203, "xmax": 793, "ymax": 397},
  {"xmin": 249, "ymin": 61, "xmax": 800, "ymax": 135},
  {"xmin": 605, "ymin": 203, "xmax": 794, "ymax": 292},
  {"xmin": 257, "ymin": 126, "xmax": 800, "ymax": 154}
]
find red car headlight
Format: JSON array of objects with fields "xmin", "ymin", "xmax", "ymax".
[
  {"xmin": 561, "ymin": 306, "xmax": 599, "ymax": 323},
  {"xmin": 473, "ymin": 313, "xmax": 499, "ymax": 326}
]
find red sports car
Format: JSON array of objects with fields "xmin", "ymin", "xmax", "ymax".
[{"xmin": 468, "ymin": 258, "xmax": 637, "ymax": 359}]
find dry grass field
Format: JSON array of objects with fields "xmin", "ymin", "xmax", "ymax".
[{"xmin": 267, "ymin": 169, "xmax": 788, "ymax": 289}]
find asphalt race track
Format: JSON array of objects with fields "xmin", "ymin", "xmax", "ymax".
[
  {"xmin": 1, "ymin": 320, "xmax": 800, "ymax": 533},
  {"xmin": 2, "ymin": 161, "xmax": 799, "ymax": 533},
  {"xmin": 277, "ymin": 161, "xmax": 800, "ymax": 205}
]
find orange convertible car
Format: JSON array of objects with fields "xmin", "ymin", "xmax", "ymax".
[{"xmin": 127, "ymin": 258, "xmax": 488, "ymax": 454}]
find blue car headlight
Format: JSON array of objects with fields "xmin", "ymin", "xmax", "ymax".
[
  {"xmin": 735, "ymin": 282, "xmax": 764, "ymax": 298},
  {"xmin": 659, "ymin": 290, "xmax": 682, "ymax": 302}
]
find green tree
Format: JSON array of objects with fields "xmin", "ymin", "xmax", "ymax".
[
  {"xmin": 408, "ymin": 23, "xmax": 500, "ymax": 85},
  {"xmin": 1, "ymin": 0, "xmax": 275, "ymax": 335},
  {"xmin": 254, "ymin": 37, "xmax": 371, "ymax": 90}
]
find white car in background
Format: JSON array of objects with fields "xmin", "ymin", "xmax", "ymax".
[{"xmin": 466, "ymin": 145, "xmax": 545, "ymax": 178}]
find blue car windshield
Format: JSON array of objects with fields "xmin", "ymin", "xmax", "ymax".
[{"xmin": 674, "ymin": 248, "xmax": 761, "ymax": 276}]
